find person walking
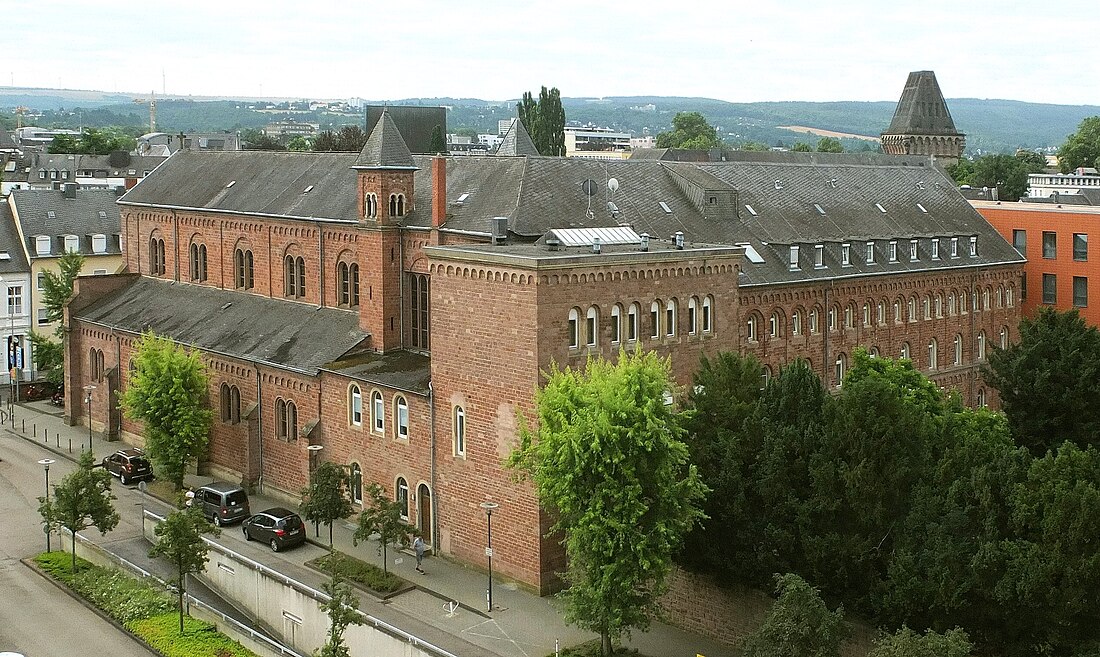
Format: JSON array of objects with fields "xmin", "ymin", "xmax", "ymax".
[{"xmin": 414, "ymin": 536, "xmax": 426, "ymax": 574}]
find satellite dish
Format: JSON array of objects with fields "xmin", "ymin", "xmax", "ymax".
[
  {"xmin": 607, "ymin": 178, "xmax": 619, "ymax": 193},
  {"xmin": 581, "ymin": 179, "xmax": 598, "ymax": 196}
]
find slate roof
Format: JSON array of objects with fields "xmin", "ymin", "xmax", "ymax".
[
  {"xmin": 0, "ymin": 203, "xmax": 30, "ymax": 274},
  {"xmin": 322, "ymin": 350, "xmax": 431, "ymax": 395},
  {"xmin": 495, "ymin": 119, "xmax": 539, "ymax": 157},
  {"xmin": 354, "ymin": 111, "xmax": 416, "ymax": 169},
  {"xmin": 9, "ymin": 188, "xmax": 123, "ymax": 258},
  {"xmin": 0, "ymin": 128, "xmax": 17, "ymax": 150},
  {"xmin": 75, "ymin": 277, "xmax": 369, "ymax": 374},
  {"xmin": 883, "ymin": 71, "xmax": 963, "ymax": 137}
]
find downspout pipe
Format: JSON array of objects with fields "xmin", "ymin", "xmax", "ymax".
[
  {"xmin": 256, "ymin": 369, "xmax": 264, "ymax": 492},
  {"xmin": 428, "ymin": 381, "xmax": 438, "ymax": 551}
]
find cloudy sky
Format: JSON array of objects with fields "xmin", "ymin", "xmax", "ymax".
[{"xmin": 9, "ymin": 1, "xmax": 1099, "ymax": 105}]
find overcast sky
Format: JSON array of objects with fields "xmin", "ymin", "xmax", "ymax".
[{"xmin": 9, "ymin": 1, "xmax": 1099, "ymax": 106}]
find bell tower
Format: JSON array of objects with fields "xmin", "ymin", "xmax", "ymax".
[
  {"xmin": 880, "ymin": 71, "xmax": 966, "ymax": 165},
  {"xmin": 352, "ymin": 110, "xmax": 418, "ymax": 351}
]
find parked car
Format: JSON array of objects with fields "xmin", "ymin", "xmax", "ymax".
[
  {"xmin": 100, "ymin": 448, "xmax": 153, "ymax": 485},
  {"xmin": 192, "ymin": 481, "xmax": 250, "ymax": 527},
  {"xmin": 242, "ymin": 507, "xmax": 306, "ymax": 552}
]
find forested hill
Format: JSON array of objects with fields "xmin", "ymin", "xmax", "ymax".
[{"xmin": 3, "ymin": 87, "xmax": 1097, "ymax": 154}]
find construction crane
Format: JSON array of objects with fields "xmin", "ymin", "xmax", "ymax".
[
  {"xmin": 132, "ymin": 91, "xmax": 156, "ymax": 132},
  {"xmin": 14, "ymin": 106, "xmax": 27, "ymax": 130}
]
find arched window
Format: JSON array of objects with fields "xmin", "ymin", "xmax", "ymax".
[
  {"xmin": 190, "ymin": 242, "xmax": 207, "ymax": 282},
  {"xmin": 834, "ymin": 353, "xmax": 847, "ymax": 388},
  {"xmin": 394, "ymin": 395, "xmax": 409, "ymax": 439},
  {"xmin": 665, "ymin": 299, "xmax": 677, "ymax": 337},
  {"xmin": 996, "ymin": 286, "xmax": 1004, "ymax": 308},
  {"xmin": 365, "ymin": 193, "xmax": 378, "ymax": 219},
  {"xmin": 409, "ymin": 274, "xmax": 429, "ymax": 349},
  {"xmin": 1006, "ymin": 287, "xmax": 1015, "ymax": 307},
  {"xmin": 89, "ymin": 347, "xmax": 98, "ymax": 382},
  {"xmin": 389, "ymin": 194, "xmax": 398, "ymax": 217},
  {"xmin": 284, "ymin": 255, "xmax": 306, "ymax": 298},
  {"xmin": 894, "ymin": 299, "xmax": 902, "ymax": 323},
  {"xmin": 701, "ymin": 296, "xmax": 713, "ymax": 333},
  {"xmin": 961, "ymin": 290, "xmax": 969, "ymax": 313},
  {"xmin": 746, "ymin": 314, "xmax": 758, "ymax": 342},
  {"xmin": 928, "ymin": 338, "xmax": 938, "ymax": 370},
  {"xmin": 389, "ymin": 194, "xmax": 407, "ymax": 217},
  {"xmin": 844, "ymin": 303, "xmax": 854, "ymax": 329},
  {"xmin": 453, "ymin": 406, "xmax": 466, "ymax": 457},
  {"xmin": 234, "ymin": 248, "xmax": 254, "ymax": 290},
  {"xmin": 338, "ymin": 262, "xmax": 352, "ymax": 306},
  {"xmin": 954, "ymin": 334, "xmax": 963, "ymax": 366},
  {"xmin": 870, "ymin": 346, "xmax": 880, "ymax": 358},
  {"xmin": 372, "ymin": 390, "xmax": 384, "ymax": 433},
  {"xmin": 792, "ymin": 309, "xmax": 802, "ymax": 336},
  {"xmin": 935, "ymin": 294, "xmax": 943, "ymax": 317},
  {"xmin": 877, "ymin": 299, "xmax": 886, "ymax": 325},
  {"xmin": 650, "ymin": 301, "xmax": 662, "ymax": 339},
  {"xmin": 276, "ymin": 398, "xmax": 297, "ymax": 442},
  {"xmin": 627, "ymin": 303, "xmax": 639, "ymax": 341},
  {"xmin": 769, "ymin": 311, "xmax": 781, "ymax": 338},
  {"xmin": 982, "ymin": 287, "xmax": 990, "ymax": 310},
  {"xmin": 1000, "ymin": 326, "xmax": 1008, "ymax": 349},
  {"xmin": 809, "ymin": 308, "xmax": 819, "ymax": 334},
  {"xmin": 567, "ymin": 308, "xmax": 579, "ymax": 348},
  {"xmin": 828, "ymin": 304, "xmax": 838, "ymax": 332},
  {"xmin": 687, "ymin": 298, "xmax": 698, "ymax": 335},
  {"xmin": 230, "ymin": 386, "xmax": 240, "ymax": 424},
  {"xmin": 349, "ymin": 463, "xmax": 363, "ymax": 505},
  {"xmin": 349, "ymin": 384, "xmax": 362, "ymax": 426},
  {"xmin": 220, "ymin": 383, "xmax": 231, "ymax": 422},
  {"xmin": 948, "ymin": 292, "xmax": 956, "ymax": 315},
  {"xmin": 611, "ymin": 304, "xmax": 622, "ymax": 343},
  {"xmin": 586, "ymin": 306, "xmax": 598, "ymax": 346},
  {"xmin": 923, "ymin": 296, "xmax": 931, "ymax": 320},
  {"xmin": 396, "ymin": 477, "xmax": 409, "ymax": 520},
  {"xmin": 760, "ymin": 365, "xmax": 772, "ymax": 389},
  {"xmin": 908, "ymin": 296, "xmax": 916, "ymax": 322},
  {"xmin": 977, "ymin": 388, "xmax": 987, "ymax": 408},
  {"xmin": 149, "ymin": 237, "xmax": 165, "ymax": 275},
  {"xmin": 901, "ymin": 342, "xmax": 910, "ymax": 360},
  {"xmin": 977, "ymin": 331, "xmax": 987, "ymax": 361},
  {"xmin": 862, "ymin": 302, "xmax": 871, "ymax": 327}
]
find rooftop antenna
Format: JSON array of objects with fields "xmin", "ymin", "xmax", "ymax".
[{"xmin": 581, "ymin": 178, "xmax": 598, "ymax": 220}]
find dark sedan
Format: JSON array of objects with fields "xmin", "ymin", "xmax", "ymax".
[
  {"xmin": 242, "ymin": 507, "xmax": 306, "ymax": 552},
  {"xmin": 101, "ymin": 448, "xmax": 154, "ymax": 485}
]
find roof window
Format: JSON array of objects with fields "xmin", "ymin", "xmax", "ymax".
[
  {"xmin": 226, "ymin": 180, "xmax": 236, "ymax": 188},
  {"xmin": 745, "ymin": 204, "xmax": 757, "ymax": 216},
  {"xmin": 875, "ymin": 203, "xmax": 887, "ymax": 213},
  {"xmin": 813, "ymin": 203, "xmax": 826, "ymax": 215},
  {"xmin": 659, "ymin": 201, "xmax": 672, "ymax": 214},
  {"xmin": 917, "ymin": 203, "xmax": 928, "ymax": 213}
]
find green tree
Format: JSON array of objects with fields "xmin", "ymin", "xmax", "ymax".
[
  {"xmin": 120, "ymin": 331, "xmax": 213, "ymax": 491},
  {"xmin": 867, "ymin": 626, "xmax": 972, "ymax": 657},
  {"xmin": 428, "ymin": 124, "xmax": 446, "ymax": 153},
  {"xmin": 240, "ymin": 128, "xmax": 284, "ymax": 151},
  {"xmin": 816, "ymin": 137, "xmax": 843, "ymax": 152},
  {"xmin": 509, "ymin": 350, "xmax": 708, "ymax": 657},
  {"xmin": 334, "ymin": 125, "xmax": 368, "ymax": 152},
  {"xmin": 945, "ymin": 157, "xmax": 975, "ymax": 185},
  {"xmin": 317, "ymin": 547, "xmax": 364, "ymax": 657},
  {"xmin": 353, "ymin": 482, "xmax": 411, "ymax": 575},
  {"xmin": 38, "ymin": 450, "xmax": 120, "ymax": 572},
  {"xmin": 48, "ymin": 127, "xmax": 135, "ymax": 154},
  {"xmin": 740, "ymin": 573, "xmax": 846, "ymax": 657},
  {"xmin": 984, "ymin": 308, "xmax": 1100, "ymax": 453},
  {"xmin": 286, "ymin": 136, "xmax": 311, "ymax": 151},
  {"xmin": 970, "ymin": 154, "xmax": 1030, "ymax": 201},
  {"xmin": 149, "ymin": 505, "xmax": 219, "ymax": 633},
  {"xmin": 655, "ymin": 111, "xmax": 720, "ymax": 150},
  {"xmin": 300, "ymin": 462, "xmax": 354, "ymax": 547},
  {"xmin": 29, "ymin": 332, "xmax": 63, "ymax": 386},
  {"xmin": 1057, "ymin": 116, "xmax": 1100, "ymax": 173},
  {"xmin": 791, "ymin": 142, "xmax": 813, "ymax": 152},
  {"xmin": 1015, "ymin": 149, "xmax": 1047, "ymax": 172},
  {"xmin": 313, "ymin": 130, "xmax": 338, "ymax": 151},
  {"xmin": 36, "ymin": 250, "xmax": 84, "ymax": 384},
  {"xmin": 738, "ymin": 140, "xmax": 770, "ymax": 152},
  {"xmin": 516, "ymin": 86, "xmax": 566, "ymax": 156}
]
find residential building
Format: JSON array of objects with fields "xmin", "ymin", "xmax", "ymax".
[
  {"xmin": 565, "ymin": 125, "xmax": 632, "ymax": 159},
  {"xmin": 25, "ymin": 152, "xmax": 167, "ymax": 190},
  {"xmin": 137, "ymin": 131, "xmax": 241, "ymax": 156},
  {"xmin": 880, "ymin": 70, "xmax": 966, "ymax": 164},
  {"xmin": 973, "ymin": 200, "xmax": 1098, "ymax": 325},
  {"xmin": 0, "ymin": 201, "xmax": 32, "ymax": 384},
  {"xmin": 264, "ymin": 120, "xmax": 318, "ymax": 138},
  {"xmin": 65, "ymin": 114, "xmax": 1022, "ymax": 594},
  {"xmin": 9, "ymin": 185, "xmax": 124, "ymax": 339},
  {"xmin": 1027, "ymin": 168, "xmax": 1100, "ymax": 199}
]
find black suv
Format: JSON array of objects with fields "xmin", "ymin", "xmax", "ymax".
[
  {"xmin": 242, "ymin": 507, "xmax": 306, "ymax": 552},
  {"xmin": 101, "ymin": 448, "xmax": 153, "ymax": 485}
]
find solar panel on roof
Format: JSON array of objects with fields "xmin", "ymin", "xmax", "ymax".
[{"xmin": 549, "ymin": 226, "xmax": 641, "ymax": 247}]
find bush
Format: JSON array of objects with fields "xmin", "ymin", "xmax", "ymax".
[
  {"xmin": 310, "ymin": 551, "xmax": 404, "ymax": 594},
  {"xmin": 128, "ymin": 613, "xmax": 258, "ymax": 657},
  {"xmin": 552, "ymin": 640, "xmax": 642, "ymax": 657},
  {"xmin": 34, "ymin": 552, "xmax": 174, "ymax": 623}
]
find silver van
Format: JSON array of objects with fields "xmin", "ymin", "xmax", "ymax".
[{"xmin": 193, "ymin": 481, "xmax": 250, "ymax": 526}]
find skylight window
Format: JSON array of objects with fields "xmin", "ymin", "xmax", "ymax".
[
  {"xmin": 47, "ymin": 211, "xmax": 55, "ymax": 219},
  {"xmin": 659, "ymin": 201, "xmax": 672, "ymax": 214},
  {"xmin": 745, "ymin": 204, "xmax": 757, "ymax": 216},
  {"xmin": 875, "ymin": 203, "xmax": 887, "ymax": 213},
  {"xmin": 226, "ymin": 180, "xmax": 236, "ymax": 188},
  {"xmin": 98, "ymin": 210, "xmax": 107, "ymax": 219},
  {"xmin": 456, "ymin": 193, "xmax": 470, "ymax": 203},
  {"xmin": 917, "ymin": 203, "xmax": 928, "ymax": 213},
  {"xmin": 303, "ymin": 185, "xmax": 314, "ymax": 193},
  {"xmin": 814, "ymin": 203, "xmax": 826, "ymax": 215}
]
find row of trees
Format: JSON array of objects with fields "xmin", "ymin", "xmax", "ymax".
[
  {"xmin": 678, "ymin": 313, "xmax": 1100, "ymax": 657},
  {"xmin": 48, "ymin": 126, "xmax": 137, "ymax": 154},
  {"xmin": 946, "ymin": 150, "xmax": 1046, "ymax": 201},
  {"xmin": 517, "ymin": 86, "xmax": 566, "ymax": 156}
]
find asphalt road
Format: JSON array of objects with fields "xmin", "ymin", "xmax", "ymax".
[{"xmin": 0, "ymin": 432, "xmax": 158, "ymax": 657}]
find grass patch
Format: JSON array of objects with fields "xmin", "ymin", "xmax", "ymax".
[
  {"xmin": 308, "ymin": 550, "xmax": 404, "ymax": 594},
  {"xmin": 128, "ymin": 613, "xmax": 258, "ymax": 657},
  {"xmin": 551, "ymin": 640, "xmax": 644, "ymax": 657},
  {"xmin": 34, "ymin": 551, "xmax": 174, "ymax": 623}
]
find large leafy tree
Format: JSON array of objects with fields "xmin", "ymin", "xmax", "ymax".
[
  {"xmin": 516, "ymin": 86, "xmax": 566, "ymax": 156},
  {"xmin": 867, "ymin": 626, "xmax": 972, "ymax": 657},
  {"xmin": 149, "ymin": 505, "xmax": 219, "ymax": 633},
  {"xmin": 428, "ymin": 124, "xmax": 446, "ymax": 154},
  {"xmin": 509, "ymin": 350, "xmax": 708, "ymax": 657},
  {"xmin": 34, "ymin": 250, "xmax": 84, "ymax": 384},
  {"xmin": 655, "ymin": 112, "xmax": 720, "ymax": 149},
  {"xmin": 120, "ymin": 331, "xmax": 213, "ymax": 490},
  {"xmin": 300, "ymin": 461, "xmax": 355, "ymax": 547},
  {"xmin": 353, "ymin": 482, "xmax": 411, "ymax": 575},
  {"xmin": 970, "ymin": 154, "xmax": 1032, "ymax": 201},
  {"xmin": 740, "ymin": 573, "xmax": 846, "ymax": 657},
  {"xmin": 816, "ymin": 137, "xmax": 843, "ymax": 152},
  {"xmin": 984, "ymin": 308, "xmax": 1100, "ymax": 453},
  {"xmin": 38, "ymin": 450, "xmax": 120, "ymax": 572},
  {"xmin": 48, "ymin": 127, "xmax": 135, "ymax": 154},
  {"xmin": 1057, "ymin": 116, "xmax": 1100, "ymax": 173}
]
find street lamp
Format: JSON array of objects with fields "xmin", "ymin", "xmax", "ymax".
[
  {"xmin": 306, "ymin": 444, "xmax": 323, "ymax": 538},
  {"xmin": 83, "ymin": 384, "xmax": 96, "ymax": 454},
  {"xmin": 480, "ymin": 501, "xmax": 499, "ymax": 612},
  {"xmin": 38, "ymin": 458, "xmax": 55, "ymax": 552}
]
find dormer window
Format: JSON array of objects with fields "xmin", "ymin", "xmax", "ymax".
[
  {"xmin": 91, "ymin": 234, "xmax": 107, "ymax": 254},
  {"xmin": 951, "ymin": 237, "xmax": 959, "ymax": 258},
  {"xmin": 789, "ymin": 245, "xmax": 799, "ymax": 270},
  {"xmin": 814, "ymin": 244, "xmax": 825, "ymax": 268},
  {"xmin": 63, "ymin": 234, "xmax": 79, "ymax": 253},
  {"xmin": 969, "ymin": 236, "xmax": 978, "ymax": 257},
  {"xmin": 910, "ymin": 240, "xmax": 919, "ymax": 261},
  {"xmin": 931, "ymin": 238, "xmax": 940, "ymax": 259},
  {"xmin": 34, "ymin": 235, "xmax": 50, "ymax": 256},
  {"xmin": 866, "ymin": 241, "xmax": 875, "ymax": 264},
  {"xmin": 841, "ymin": 243, "xmax": 851, "ymax": 266},
  {"xmin": 889, "ymin": 240, "xmax": 898, "ymax": 262}
]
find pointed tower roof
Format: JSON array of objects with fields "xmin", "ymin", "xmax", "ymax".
[
  {"xmin": 353, "ymin": 110, "xmax": 417, "ymax": 169},
  {"xmin": 882, "ymin": 71, "xmax": 963, "ymax": 137},
  {"xmin": 495, "ymin": 118, "xmax": 539, "ymax": 156}
]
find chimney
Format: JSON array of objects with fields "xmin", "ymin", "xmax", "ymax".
[
  {"xmin": 432, "ymin": 156, "xmax": 446, "ymax": 229},
  {"xmin": 63, "ymin": 182, "xmax": 77, "ymax": 199}
]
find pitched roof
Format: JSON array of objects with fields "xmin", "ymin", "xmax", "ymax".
[
  {"xmin": 74, "ymin": 277, "xmax": 369, "ymax": 374},
  {"xmin": 364, "ymin": 106, "xmax": 447, "ymax": 155},
  {"xmin": 883, "ymin": 71, "xmax": 963, "ymax": 137},
  {"xmin": 0, "ymin": 203, "xmax": 30, "ymax": 273},
  {"xmin": 353, "ymin": 111, "xmax": 416, "ymax": 169},
  {"xmin": 495, "ymin": 119, "xmax": 539, "ymax": 156},
  {"xmin": 0, "ymin": 128, "xmax": 17, "ymax": 150},
  {"xmin": 9, "ymin": 188, "xmax": 123, "ymax": 258}
]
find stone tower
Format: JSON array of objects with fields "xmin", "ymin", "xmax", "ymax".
[{"xmin": 880, "ymin": 71, "xmax": 965, "ymax": 164}]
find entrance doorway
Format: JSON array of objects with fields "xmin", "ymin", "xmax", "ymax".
[{"xmin": 417, "ymin": 483, "xmax": 432, "ymax": 543}]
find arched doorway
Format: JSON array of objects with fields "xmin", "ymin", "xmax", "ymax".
[{"xmin": 417, "ymin": 483, "xmax": 432, "ymax": 543}]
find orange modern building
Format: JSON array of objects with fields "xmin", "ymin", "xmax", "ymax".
[{"xmin": 973, "ymin": 200, "xmax": 1098, "ymax": 325}]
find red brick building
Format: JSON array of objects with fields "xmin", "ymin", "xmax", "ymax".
[
  {"xmin": 65, "ymin": 114, "xmax": 1023, "ymax": 592},
  {"xmin": 973, "ymin": 200, "xmax": 1098, "ymax": 326}
]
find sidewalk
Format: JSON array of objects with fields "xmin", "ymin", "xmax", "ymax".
[{"xmin": 6, "ymin": 399, "xmax": 736, "ymax": 657}]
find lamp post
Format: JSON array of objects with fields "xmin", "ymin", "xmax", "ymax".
[
  {"xmin": 83, "ymin": 384, "xmax": 96, "ymax": 454},
  {"xmin": 38, "ymin": 458, "xmax": 55, "ymax": 552},
  {"xmin": 480, "ymin": 501, "xmax": 499, "ymax": 612},
  {"xmin": 306, "ymin": 444, "xmax": 323, "ymax": 538}
]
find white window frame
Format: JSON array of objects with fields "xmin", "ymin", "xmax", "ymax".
[
  {"xmin": 395, "ymin": 396, "xmax": 409, "ymax": 439},
  {"xmin": 701, "ymin": 297, "xmax": 713, "ymax": 333},
  {"xmin": 568, "ymin": 308, "xmax": 579, "ymax": 349},
  {"xmin": 611, "ymin": 304, "xmax": 622, "ymax": 343},
  {"xmin": 866, "ymin": 241, "xmax": 875, "ymax": 264},
  {"xmin": 453, "ymin": 406, "xmax": 466, "ymax": 457},
  {"xmin": 372, "ymin": 390, "xmax": 384, "ymax": 433},
  {"xmin": 687, "ymin": 298, "xmax": 698, "ymax": 335},
  {"xmin": 586, "ymin": 306, "xmax": 598, "ymax": 347},
  {"xmin": 349, "ymin": 385, "xmax": 362, "ymax": 426}
]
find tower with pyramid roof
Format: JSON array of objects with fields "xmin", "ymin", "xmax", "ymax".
[{"xmin": 880, "ymin": 71, "xmax": 966, "ymax": 164}]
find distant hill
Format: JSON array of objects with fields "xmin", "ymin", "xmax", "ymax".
[{"xmin": 1, "ymin": 88, "xmax": 1095, "ymax": 155}]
